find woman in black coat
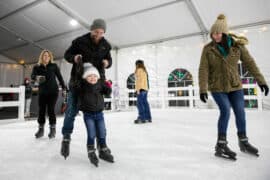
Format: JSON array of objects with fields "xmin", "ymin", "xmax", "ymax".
[{"xmin": 31, "ymin": 50, "xmax": 66, "ymax": 139}]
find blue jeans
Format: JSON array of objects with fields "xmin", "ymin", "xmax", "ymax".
[
  {"xmin": 83, "ymin": 112, "xmax": 106, "ymax": 146},
  {"xmin": 211, "ymin": 89, "xmax": 246, "ymax": 135},
  {"xmin": 137, "ymin": 91, "xmax": 152, "ymax": 121},
  {"xmin": 61, "ymin": 89, "xmax": 79, "ymax": 135}
]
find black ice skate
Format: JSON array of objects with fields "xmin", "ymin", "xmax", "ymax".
[
  {"xmin": 134, "ymin": 119, "xmax": 146, "ymax": 124},
  {"xmin": 215, "ymin": 138, "xmax": 237, "ymax": 161},
  {"xmin": 35, "ymin": 125, "xmax": 44, "ymax": 138},
  {"xmin": 87, "ymin": 145, "xmax": 99, "ymax": 167},
  {"xmin": 99, "ymin": 146, "xmax": 114, "ymax": 163},
  {"xmin": 48, "ymin": 125, "xmax": 56, "ymax": 139},
  {"xmin": 61, "ymin": 135, "xmax": 70, "ymax": 159},
  {"xmin": 238, "ymin": 135, "xmax": 259, "ymax": 157}
]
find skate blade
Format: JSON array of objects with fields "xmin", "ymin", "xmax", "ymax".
[
  {"xmin": 134, "ymin": 121, "xmax": 146, "ymax": 124},
  {"xmin": 215, "ymin": 153, "xmax": 237, "ymax": 161},
  {"xmin": 100, "ymin": 158, "xmax": 114, "ymax": 163},
  {"xmin": 61, "ymin": 152, "xmax": 69, "ymax": 160},
  {"xmin": 90, "ymin": 161, "xmax": 99, "ymax": 167},
  {"xmin": 241, "ymin": 150, "xmax": 259, "ymax": 157},
  {"xmin": 62, "ymin": 154, "xmax": 68, "ymax": 160},
  {"xmin": 91, "ymin": 163, "xmax": 98, "ymax": 167},
  {"xmin": 48, "ymin": 134, "xmax": 55, "ymax": 138}
]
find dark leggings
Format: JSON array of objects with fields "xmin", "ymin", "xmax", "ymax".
[{"xmin": 38, "ymin": 93, "xmax": 58, "ymax": 126}]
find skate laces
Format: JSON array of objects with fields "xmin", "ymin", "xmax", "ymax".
[
  {"xmin": 217, "ymin": 140, "xmax": 233, "ymax": 151},
  {"xmin": 100, "ymin": 147, "xmax": 110, "ymax": 153},
  {"xmin": 239, "ymin": 137, "xmax": 249, "ymax": 142},
  {"xmin": 88, "ymin": 149, "xmax": 96, "ymax": 153},
  {"xmin": 50, "ymin": 124, "xmax": 56, "ymax": 128},
  {"xmin": 217, "ymin": 140, "xmax": 227, "ymax": 144}
]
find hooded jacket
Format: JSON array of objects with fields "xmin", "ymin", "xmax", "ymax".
[{"xmin": 199, "ymin": 34, "xmax": 266, "ymax": 93}]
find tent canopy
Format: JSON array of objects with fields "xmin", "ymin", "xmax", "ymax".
[{"xmin": 0, "ymin": 0, "xmax": 269, "ymax": 63}]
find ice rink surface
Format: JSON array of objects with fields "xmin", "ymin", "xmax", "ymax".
[{"xmin": 0, "ymin": 109, "xmax": 269, "ymax": 180}]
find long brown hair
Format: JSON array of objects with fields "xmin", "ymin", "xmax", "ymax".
[{"xmin": 219, "ymin": 33, "xmax": 230, "ymax": 53}]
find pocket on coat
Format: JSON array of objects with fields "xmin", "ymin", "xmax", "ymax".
[
  {"xmin": 230, "ymin": 74, "xmax": 241, "ymax": 87},
  {"xmin": 209, "ymin": 75, "xmax": 220, "ymax": 89}
]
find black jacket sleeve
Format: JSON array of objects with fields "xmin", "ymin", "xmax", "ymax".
[
  {"xmin": 31, "ymin": 65, "xmax": 38, "ymax": 81},
  {"xmin": 104, "ymin": 50, "xmax": 112, "ymax": 69},
  {"xmin": 55, "ymin": 65, "xmax": 66, "ymax": 89},
  {"xmin": 71, "ymin": 61, "xmax": 84, "ymax": 92},
  {"xmin": 64, "ymin": 39, "xmax": 80, "ymax": 64}
]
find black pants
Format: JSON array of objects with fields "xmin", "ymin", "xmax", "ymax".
[{"xmin": 38, "ymin": 93, "xmax": 58, "ymax": 126}]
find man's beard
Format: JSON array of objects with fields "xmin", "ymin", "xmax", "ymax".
[{"xmin": 91, "ymin": 35, "xmax": 101, "ymax": 44}]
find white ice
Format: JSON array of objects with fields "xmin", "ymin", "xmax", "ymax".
[{"xmin": 0, "ymin": 109, "xmax": 270, "ymax": 180}]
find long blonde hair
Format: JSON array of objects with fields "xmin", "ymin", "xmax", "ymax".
[{"xmin": 38, "ymin": 50, "xmax": 54, "ymax": 65}]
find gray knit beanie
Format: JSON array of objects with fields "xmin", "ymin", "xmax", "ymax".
[{"xmin": 90, "ymin": 19, "xmax": 106, "ymax": 32}]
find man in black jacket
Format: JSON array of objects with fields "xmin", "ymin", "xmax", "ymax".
[{"xmin": 61, "ymin": 19, "xmax": 113, "ymax": 159}]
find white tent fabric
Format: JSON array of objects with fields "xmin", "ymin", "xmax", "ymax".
[
  {"xmin": 0, "ymin": 63, "xmax": 23, "ymax": 87},
  {"xmin": 0, "ymin": 0, "xmax": 269, "ymax": 107},
  {"xmin": 116, "ymin": 25, "xmax": 270, "ymax": 90},
  {"xmin": 0, "ymin": 0, "xmax": 269, "ymax": 62}
]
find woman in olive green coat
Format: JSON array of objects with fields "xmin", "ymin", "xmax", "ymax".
[{"xmin": 198, "ymin": 14, "xmax": 269, "ymax": 160}]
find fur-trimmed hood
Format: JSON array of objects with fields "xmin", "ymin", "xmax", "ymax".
[{"xmin": 229, "ymin": 33, "xmax": 249, "ymax": 45}]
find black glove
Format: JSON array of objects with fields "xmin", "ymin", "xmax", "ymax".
[
  {"xmin": 259, "ymin": 84, "xmax": 269, "ymax": 96},
  {"xmin": 200, "ymin": 93, "xmax": 208, "ymax": 103}
]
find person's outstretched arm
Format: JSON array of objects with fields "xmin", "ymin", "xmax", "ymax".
[
  {"xmin": 64, "ymin": 39, "xmax": 80, "ymax": 64},
  {"xmin": 55, "ymin": 64, "xmax": 66, "ymax": 90}
]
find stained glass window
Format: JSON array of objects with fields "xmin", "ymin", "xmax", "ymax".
[{"xmin": 168, "ymin": 69, "xmax": 193, "ymax": 107}]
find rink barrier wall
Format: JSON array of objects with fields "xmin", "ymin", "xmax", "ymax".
[
  {"xmin": 106, "ymin": 84, "xmax": 264, "ymax": 111},
  {"xmin": 0, "ymin": 86, "xmax": 25, "ymax": 121},
  {"xmin": 0, "ymin": 84, "xmax": 264, "ymax": 122}
]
